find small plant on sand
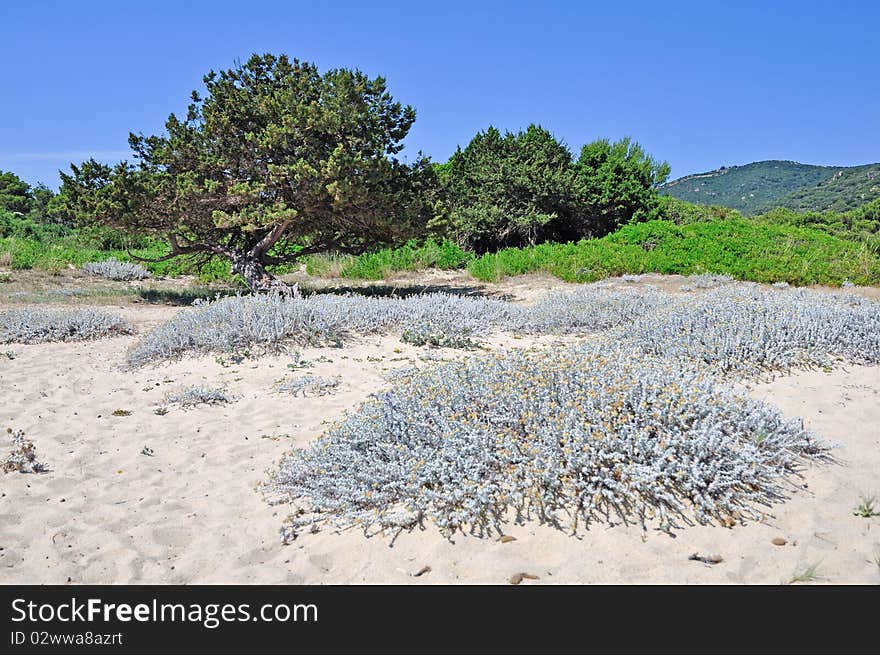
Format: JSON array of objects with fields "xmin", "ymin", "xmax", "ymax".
[
  {"xmin": 680, "ymin": 273, "xmax": 734, "ymax": 291},
  {"xmin": 82, "ymin": 258, "xmax": 151, "ymax": 281},
  {"xmin": 2, "ymin": 428, "xmax": 48, "ymax": 474},
  {"xmin": 0, "ymin": 272, "xmax": 12, "ymax": 283},
  {"xmin": 0, "ymin": 307, "xmax": 135, "ymax": 344},
  {"xmin": 215, "ymin": 352, "xmax": 249, "ymax": 367},
  {"xmin": 163, "ymin": 385, "xmax": 235, "ymax": 409},
  {"xmin": 286, "ymin": 352, "xmax": 314, "ymax": 370},
  {"xmin": 400, "ymin": 326, "xmax": 477, "ymax": 349},
  {"xmin": 788, "ymin": 562, "xmax": 823, "ymax": 584},
  {"xmin": 275, "ymin": 375, "xmax": 341, "ymax": 397},
  {"xmin": 853, "ymin": 495, "xmax": 880, "ymax": 518}
]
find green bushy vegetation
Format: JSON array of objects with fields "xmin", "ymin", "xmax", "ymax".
[
  {"xmin": 54, "ymin": 54, "xmax": 438, "ymax": 293},
  {"xmin": 0, "ymin": 210, "xmax": 232, "ymax": 282},
  {"xmin": 5, "ymin": 198, "xmax": 878, "ymax": 288},
  {"xmin": 467, "ymin": 219, "xmax": 878, "ymax": 285},
  {"xmin": 757, "ymin": 199, "xmax": 880, "ymax": 250},
  {"xmin": 316, "ymin": 198, "xmax": 880, "ymax": 286},
  {"xmin": 306, "ymin": 239, "xmax": 472, "ymax": 279},
  {"xmin": 441, "ymin": 127, "xmax": 669, "ymax": 251}
]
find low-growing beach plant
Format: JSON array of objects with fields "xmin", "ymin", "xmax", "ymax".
[
  {"xmin": 286, "ymin": 352, "xmax": 313, "ymax": 369},
  {"xmin": 400, "ymin": 325, "xmax": 478, "ymax": 349},
  {"xmin": 853, "ymin": 495, "xmax": 880, "ymax": 518},
  {"xmin": 265, "ymin": 344, "xmax": 830, "ymax": 541},
  {"xmin": 620, "ymin": 285, "xmax": 880, "ymax": 378},
  {"xmin": 0, "ymin": 307, "xmax": 135, "ymax": 343},
  {"xmin": 163, "ymin": 385, "xmax": 235, "ymax": 409},
  {"xmin": 128, "ymin": 283, "xmax": 879, "ymax": 380},
  {"xmin": 126, "ymin": 291, "xmax": 516, "ymax": 367},
  {"xmin": 2, "ymin": 428, "xmax": 47, "ymax": 474},
  {"xmin": 82, "ymin": 257, "xmax": 151, "ymax": 281},
  {"xmin": 275, "ymin": 375, "xmax": 341, "ymax": 397},
  {"xmin": 788, "ymin": 562, "xmax": 823, "ymax": 584},
  {"xmin": 680, "ymin": 273, "xmax": 735, "ymax": 292},
  {"xmin": 520, "ymin": 285, "xmax": 663, "ymax": 334}
]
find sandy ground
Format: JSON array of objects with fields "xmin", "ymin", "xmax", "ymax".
[{"xmin": 1, "ymin": 280, "xmax": 879, "ymax": 584}]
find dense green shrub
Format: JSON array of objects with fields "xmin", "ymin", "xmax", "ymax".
[
  {"xmin": 440, "ymin": 129, "xmax": 669, "ymax": 251},
  {"xmin": 571, "ymin": 137, "xmax": 670, "ymax": 236},
  {"xmin": 0, "ymin": 211, "xmax": 71, "ymax": 241},
  {"xmin": 0, "ymin": 171, "xmax": 34, "ymax": 214},
  {"xmin": 467, "ymin": 219, "xmax": 880, "ymax": 285},
  {"xmin": 442, "ymin": 125, "xmax": 578, "ymax": 251}
]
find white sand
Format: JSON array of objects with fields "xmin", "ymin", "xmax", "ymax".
[{"xmin": 1, "ymin": 302, "xmax": 878, "ymax": 584}]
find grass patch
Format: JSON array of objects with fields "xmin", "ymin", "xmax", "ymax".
[
  {"xmin": 306, "ymin": 239, "xmax": 473, "ymax": 280},
  {"xmin": 788, "ymin": 562, "xmax": 824, "ymax": 584}
]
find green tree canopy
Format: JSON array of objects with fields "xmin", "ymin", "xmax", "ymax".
[
  {"xmin": 573, "ymin": 137, "xmax": 671, "ymax": 236},
  {"xmin": 66, "ymin": 53, "xmax": 438, "ymax": 291},
  {"xmin": 443, "ymin": 124, "xmax": 577, "ymax": 251},
  {"xmin": 0, "ymin": 170, "xmax": 33, "ymax": 214},
  {"xmin": 440, "ymin": 130, "xmax": 669, "ymax": 250}
]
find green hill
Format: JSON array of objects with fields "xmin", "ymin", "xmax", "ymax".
[
  {"xmin": 661, "ymin": 160, "xmax": 880, "ymax": 215},
  {"xmin": 755, "ymin": 163, "xmax": 880, "ymax": 213}
]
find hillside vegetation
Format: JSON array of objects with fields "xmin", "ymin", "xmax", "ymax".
[
  {"xmin": 757, "ymin": 164, "xmax": 880, "ymax": 213},
  {"xmin": 661, "ymin": 160, "xmax": 880, "ymax": 214}
]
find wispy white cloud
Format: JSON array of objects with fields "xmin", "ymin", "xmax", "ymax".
[{"xmin": 0, "ymin": 150, "xmax": 131, "ymax": 162}]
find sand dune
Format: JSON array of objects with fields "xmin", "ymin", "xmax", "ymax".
[{"xmin": 1, "ymin": 300, "xmax": 879, "ymax": 585}]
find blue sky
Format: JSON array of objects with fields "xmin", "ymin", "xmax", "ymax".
[{"xmin": 1, "ymin": 0, "xmax": 878, "ymax": 187}]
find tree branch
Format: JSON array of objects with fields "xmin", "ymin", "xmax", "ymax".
[
  {"xmin": 261, "ymin": 242, "xmax": 330, "ymax": 265},
  {"xmin": 127, "ymin": 232, "xmax": 215, "ymax": 262},
  {"xmin": 249, "ymin": 219, "xmax": 293, "ymax": 258}
]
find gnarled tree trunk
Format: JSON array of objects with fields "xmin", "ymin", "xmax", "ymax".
[{"xmin": 230, "ymin": 252, "xmax": 298, "ymax": 295}]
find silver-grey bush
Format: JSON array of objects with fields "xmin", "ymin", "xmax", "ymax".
[
  {"xmin": 622, "ymin": 285, "xmax": 880, "ymax": 377},
  {"xmin": 265, "ymin": 344, "xmax": 830, "ymax": 541},
  {"xmin": 0, "ymin": 308, "xmax": 135, "ymax": 344},
  {"xmin": 82, "ymin": 258, "xmax": 151, "ymax": 281}
]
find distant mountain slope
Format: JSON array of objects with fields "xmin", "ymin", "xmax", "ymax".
[
  {"xmin": 754, "ymin": 163, "xmax": 880, "ymax": 213},
  {"xmin": 660, "ymin": 160, "xmax": 880, "ymax": 215}
]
